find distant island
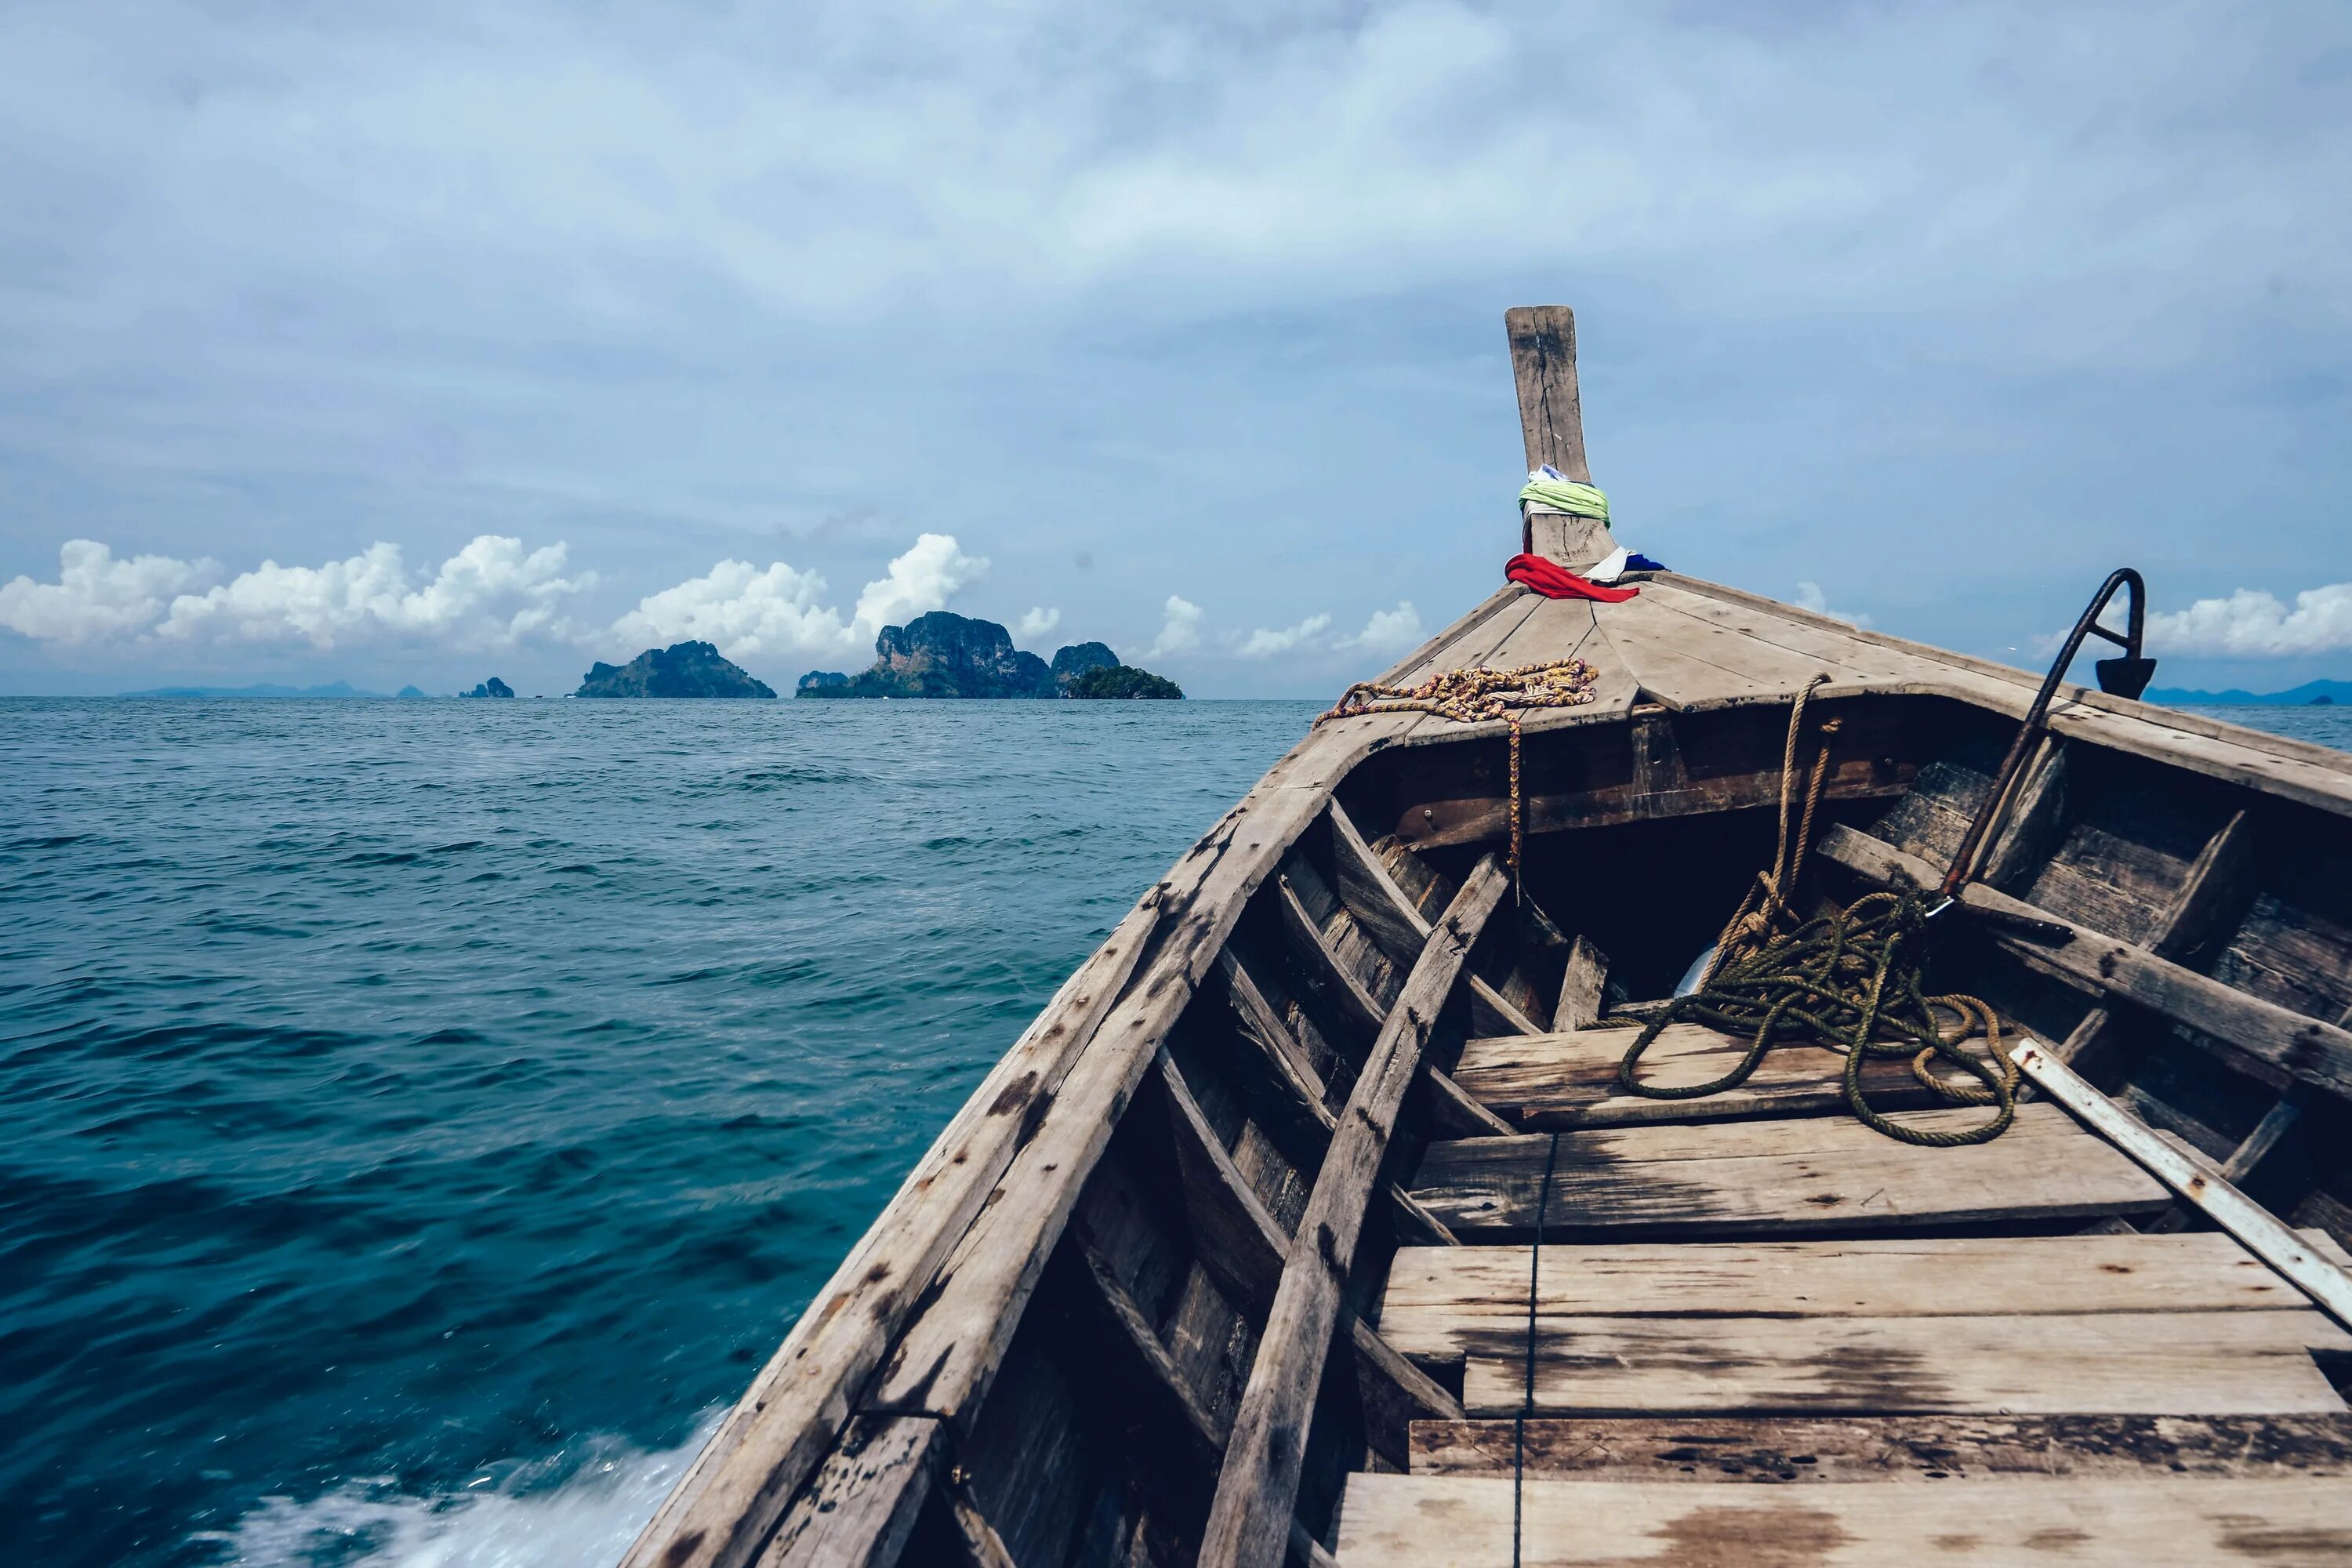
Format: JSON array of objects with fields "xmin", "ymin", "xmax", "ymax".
[
  {"xmin": 461, "ymin": 677, "xmax": 514, "ymax": 699},
  {"xmin": 118, "ymin": 680, "xmax": 393, "ymax": 699},
  {"xmin": 797, "ymin": 612, "xmax": 1181, "ymax": 699},
  {"xmin": 2147, "ymin": 678, "xmax": 2352, "ymax": 706},
  {"xmin": 576, "ymin": 641, "xmax": 776, "ymax": 699}
]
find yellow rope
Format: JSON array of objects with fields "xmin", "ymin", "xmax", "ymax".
[{"xmin": 1316, "ymin": 659, "xmax": 1600, "ymax": 898}]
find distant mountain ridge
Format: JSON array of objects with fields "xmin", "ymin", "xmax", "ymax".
[
  {"xmin": 119, "ymin": 681, "xmax": 390, "ymax": 699},
  {"xmin": 2147, "ymin": 678, "xmax": 2352, "ymax": 706},
  {"xmin": 797, "ymin": 612, "xmax": 1180, "ymax": 699}
]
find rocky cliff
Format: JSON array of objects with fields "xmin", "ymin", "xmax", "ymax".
[
  {"xmin": 797, "ymin": 615, "xmax": 1184, "ymax": 699},
  {"xmin": 798, "ymin": 612, "xmax": 1057, "ymax": 699},
  {"xmin": 576, "ymin": 642, "xmax": 777, "ymax": 699},
  {"xmin": 462, "ymin": 677, "xmax": 515, "ymax": 699}
]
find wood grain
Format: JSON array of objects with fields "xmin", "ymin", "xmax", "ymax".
[
  {"xmin": 1409, "ymin": 1414, "xmax": 2352, "ymax": 1483},
  {"xmin": 1410, "ymin": 1104, "xmax": 2169, "ymax": 1237},
  {"xmin": 1460, "ymin": 1308, "xmax": 2352, "ymax": 1416},
  {"xmin": 1334, "ymin": 1473, "xmax": 2352, "ymax": 1565},
  {"xmin": 1199, "ymin": 858, "xmax": 1508, "ymax": 1568}
]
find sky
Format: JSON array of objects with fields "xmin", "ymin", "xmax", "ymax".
[{"xmin": 1, "ymin": 1, "xmax": 2347, "ymax": 698}]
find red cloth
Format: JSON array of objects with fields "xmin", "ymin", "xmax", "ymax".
[{"xmin": 1505, "ymin": 553, "xmax": 1640, "ymax": 604}]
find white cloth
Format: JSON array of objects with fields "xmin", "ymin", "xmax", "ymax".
[{"xmin": 1584, "ymin": 545, "xmax": 1632, "ymax": 584}]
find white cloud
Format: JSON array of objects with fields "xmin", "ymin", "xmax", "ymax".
[
  {"xmin": 1341, "ymin": 601, "xmax": 1422, "ymax": 651},
  {"xmin": 609, "ymin": 532, "xmax": 989, "ymax": 664},
  {"xmin": 1792, "ymin": 582, "xmax": 1874, "ymax": 629},
  {"xmin": 2147, "ymin": 583, "xmax": 2352, "ymax": 657},
  {"xmin": 1016, "ymin": 606, "xmax": 1062, "ymax": 641},
  {"xmin": 0, "ymin": 541, "xmax": 215, "ymax": 645},
  {"xmin": 157, "ymin": 536, "xmax": 592, "ymax": 650},
  {"xmin": 1148, "ymin": 595, "xmax": 1203, "ymax": 659},
  {"xmin": 609, "ymin": 560, "xmax": 849, "ymax": 661},
  {"xmin": 849, "ymin": 533, "xmax": 989, "ymax": 641},
  {"xmin": 1, "ymin": 535, "xmax": 590, "ymax": 651},
  {"xmin": 1239, "ymin": 612, "xmax": 1332, "ymax": 659}
]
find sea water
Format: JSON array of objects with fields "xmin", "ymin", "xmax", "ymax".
[
  {"xmin": 0, "ymin": 699, "xmax": 1319, "ymax": 1567},
  {"xmin": 2, "ymin": 696, "xmax": 2343, "ymax": 1566}
]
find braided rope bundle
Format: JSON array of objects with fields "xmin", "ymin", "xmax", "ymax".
[
  {"xmin": 1611, "ymin": 677, "xmax": 2016, "ymax": 1147},
  {"xmin": 1316, "ymin": 659, "xmax": 1600, "ymax": 895}
]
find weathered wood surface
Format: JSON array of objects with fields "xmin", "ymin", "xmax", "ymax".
[
  {"xmin": 1819, "ymin": 823, "xmax": 2352, "ymax": 1098},
  {"xmin": 2040, "ymin": 805, "xmax": 2254, "ymax": 1097},
  {"xmin": 862, "ymin": 742, "xmax": 1377, "ymax": 1432},
  {"xmin": 1410, "ymin": 1105, "xmax": 2169, "ymax": 1237},
  {"xmin": 1453, "ymin": 1022, "xmax": 1942, "ymax": 1128},
  {"xmin": 1325, "ymin": 798, "xmax": 1546, "ymax": 1041},
  {"xmin": 1200, "ymin": 857, "xmax": 1509, "ymax": 1568},
  {"xmin": 755, "ymin": 1414, "xmax": 941, "ymax": 1568},
  {"xmin": 1410, "ymin": 1414, "xmax": 2352, "ymax": 1482},
  {"xmin": 1334, "ymin": 1473, "xmax": 2352, "ymax": 1565},
  {"xmin": 622, "ymin": 900, "xmax": 1160, "ymax": 1568},
  {"xmin": 1461, "ymin": 1308, "xmax": 2352, "ymax": 1417},
  {"xmin": 1504, "ymin": 307, "xmax": 1599, "ymax": 564},
  {"xmin": 1641, "ymin": 573, "xmax": 2352, "ymax": 817},
  {"xmin": 2018, "ymin": 1040, "xmax": 2352, "ymax": 1330},
  {"xmin": 1551, "ymin": 935, "xmax": 1606, "ymax": 1033},
  {"xmin": 1377, "ymin": 1232, "xmax": 2325, "ymax": 1360}
]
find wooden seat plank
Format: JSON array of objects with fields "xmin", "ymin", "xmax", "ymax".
[
  {"xmin": 1409, "ymin": 1104, "xmax": 2170, "ymax": 1237},
  {"xmin": 1459, "ymin": 1308, "xmax": 2352, "ymax": 1417},
  {"xmin": 1454, "ymin": 1022, "xmax": 1947, "ymax": 1127},
  {"xmin": 1377, "ymin": 1232, "xmax": 2327, "ymax": 1359},
  {"xmin": 1408, "ymin": 1414, "xmax": 2352, "ymax": 1483},
  {"xmin": 1335, "ymin": 1473, "xmax": 2352, "ymax": 1565}
]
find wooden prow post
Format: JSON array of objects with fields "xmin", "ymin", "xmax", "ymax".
[{"xmin": 1504, "ymin": 305, "xmax": 1611, "ymax": 568}]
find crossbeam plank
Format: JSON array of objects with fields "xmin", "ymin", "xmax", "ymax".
[
  {"xmin": 1378, "ymin": 1232, "xmax": 2324, "ymax": 1361},
  {"xmin": 1335, "ymin": 1474, "xmax": 2352, "ymax": 1566},
  {"xmin": 1454, "ymin": 1022, "xmax": 1940, "ymax": 1128},
  {"xmin": 1409, "ymin": 1414, "xmax": 2352, "ymax": 1483},
  {"xmin": 1461, "ymin": 1308, "xmax": 2352, "ymax": 1417},
  {"xmin": 1818, "ymin": 822, "xmax": 2352, "ymax": 1098},
  {"xmin": 1410, "ymin": 1104, "xmax": 2169, "ymax": 1237},
  {"xmin": 1199, "ymin": 857, "xmax": 1509, "ymax": 1568}
]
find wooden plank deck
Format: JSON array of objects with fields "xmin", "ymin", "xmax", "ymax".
[
  {"xmin": 1333, "ymin": 1474, "xmax": 2352, "ymax": 1564},
  {"xmin": 1408, "ymin": 1104, "xmax": 2171, "ymax": 1236}
]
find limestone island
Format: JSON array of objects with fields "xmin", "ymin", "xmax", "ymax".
[
  {"xmin": 796, "ymin": 612, "xmax": 1181, "ymax": 699},
  {"xmin": 461, "ymin": 677, "xmax": 514, "ymax": 699},
  {"xmin": 575, "ymin": 641, "xmax": 778, "ymax": 699}
]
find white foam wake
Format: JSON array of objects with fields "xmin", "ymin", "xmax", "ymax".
[{"xmin": 191, "ymin": 1414, "xmax": 721, "ymax": 1568}]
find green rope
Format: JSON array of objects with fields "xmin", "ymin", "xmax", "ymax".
[
  {"xmin": 1517, "ymin": 476, "xmax": 1610, "ymax": 521},
  {"xmin": 1612, "ymin": 890, "xmax": 2017, "ymax": 1147}
]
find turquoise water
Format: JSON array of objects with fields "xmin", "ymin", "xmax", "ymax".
[
  {"xmin": 0, "ymin": 699, "xmax": 1321, "ymax": 1567},
  {"xmin": 2183, "ymin": 703, "xmax": 2352, "ymax": 752},
  {"xmin": 3, "ymin": 695, "xmax": 2343, "ymax": 1566}
]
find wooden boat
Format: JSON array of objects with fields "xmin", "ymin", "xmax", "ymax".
[{"xmin": 624, "ymin": 307, "xmax": 2352, "ymax": 1567}]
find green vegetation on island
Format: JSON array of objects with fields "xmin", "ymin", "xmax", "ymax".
[
  {"xmin": 797, "ymin": 612, "xmax": 1180, "ymax": 699},
  {"xmin": 576, "ymin": 641, "xmax": 777, "ymax": 699},
  {"xmin": 1066, "ymin": 664, "xmax": 1183, "ymax": 699}
]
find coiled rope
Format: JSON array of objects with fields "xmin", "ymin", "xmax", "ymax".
[
  {"xmin": 1610, "ymin": 677, "xmax": 2020, "ymax": 1147},
  {"xmin": 1316, "ymin": 659, "xmax": 1601, "ymax": 900}
]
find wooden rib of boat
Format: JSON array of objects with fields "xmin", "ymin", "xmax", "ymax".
[{"xmin": 624, "ymin": 307, "xmax": 2352, "ymax": 1567}]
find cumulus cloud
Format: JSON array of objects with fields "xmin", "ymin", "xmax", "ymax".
[
  {"xmin": 156, "ymin": 536, "xmax": 591, "ymax": 649},
  {"xmin": 608, "ymin": 560, "xmax": 848, "ymax": 660},
  {"xmin": 609, "ymin": 532, "xmax": 987, "ymax": 663},
  {"xmin": 1341, "ymin": 601, "xmax": 1422, "ymax": 652},
  {"xmin": 1149, "ymin": 596, "xmax": 1204, "ymax": 659},
  {"xmin": 1239, "ymin": 612, "xmax": 1333, "ymax": 659},
  {"xmin": 0, "ymin": 542, "xmax": 216, "ymax": 645},
  {"xmin": 1, "ymin": 535, "xmax": 590, "ymax": 651},
  {"xmin": 1016, "ymin": 606, "xmax": 1062, "ymax": 641},
  {"xmin": 1792, "ymin": 582, "xmax": 1874, "ymax": 630},
  {"xmin": 849, "ymin": 534, "xmax": 989, "ymax": 641},
  {"xmin": 2146, "ymin": 583, "xmax": 2352, "ymax": 658}
]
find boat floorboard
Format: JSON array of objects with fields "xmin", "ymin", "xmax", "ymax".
[{"xmin": 1333, "ymin": 1473, "xmax": 2352, "ymax": 1565}]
